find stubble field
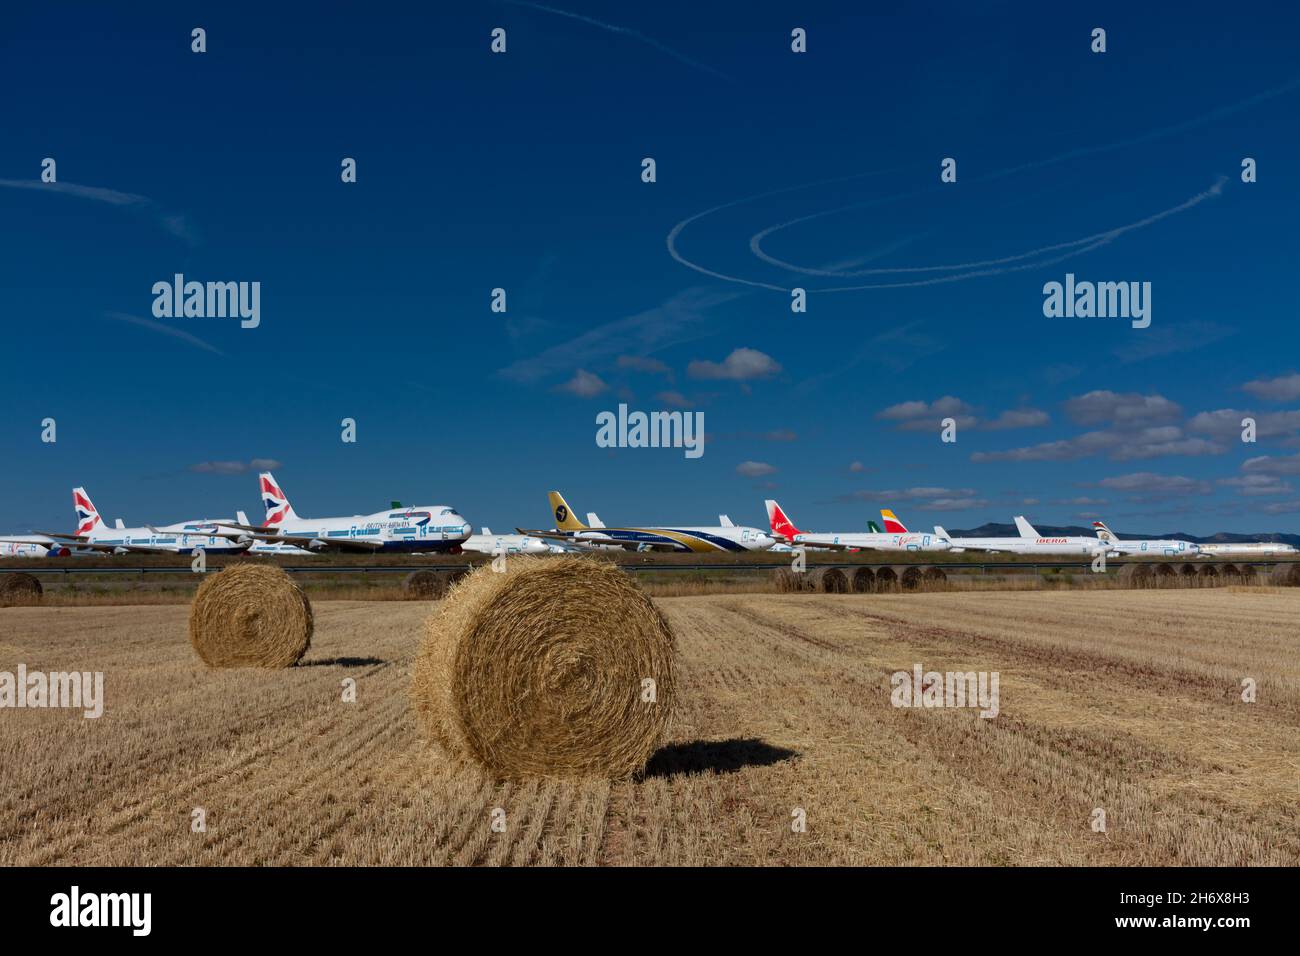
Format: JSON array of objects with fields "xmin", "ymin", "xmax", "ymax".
[{"xmin": 1, "ymin": 589, "xmax": 1296, "ymax": 866}]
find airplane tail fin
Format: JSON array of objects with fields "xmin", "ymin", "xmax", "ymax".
[
  {"xmin": 867, "ymin": 520, "xmax": 884, "ymax": 534},
  {"xmin": 764, "ymin": 499, "xmax": 801, "ymax": 540},
  {"xmin": 935, "ymin": 525, "xmax": 950, "ymax": 539},
  {"xmin": 880, "ymin": 509, "xmax": 908, "ymax": 533},
  {"xmin": 259, "ymin": 471, "xmax": 299, "ymax": 526},
  {"xmin": 1092, "ymin": 520, "xmax": 1116, "ymax": 543},
  {"xmin": 1014, "ymin": 515, "xmax": 1040, "ymax": 538},
  {"xmin": 548, "ymin": 491, "xmax": 587, "ymax": 530},
  {"xmin": 718, "ymin": 514, "xmax": 735, "ymax": 527},
  {"xmin": 585, "ymin": 512, "xmax": 606, "ymax": 529},
  {"xmin": 72, "ymin": 487, "xmax": 104, "ymax": 535},
  {"xmin": 236, "ymin": 510, "xmax": 251, "ymax": 527},
  {"xmin": 481, "ymin": 527, "xmax": 492, "ymax": 535}
]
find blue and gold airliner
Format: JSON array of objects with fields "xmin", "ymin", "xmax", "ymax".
[{"xmin": 516, "ymin": 492, "xmax": 776, "ymax": 553}]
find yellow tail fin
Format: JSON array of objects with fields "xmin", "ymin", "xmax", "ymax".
[{"xmin": 548, "ymin": 491, "xmax": 587, "ymax": 530}]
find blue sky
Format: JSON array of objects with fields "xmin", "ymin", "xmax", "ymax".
[{"xmin": 3, "ymin": 1, "xmax": 1299, "ymax": 535}]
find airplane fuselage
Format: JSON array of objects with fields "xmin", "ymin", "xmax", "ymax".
[{"xmin": 269, "ymin": 507, "xmax": 471, "ymax": 552}]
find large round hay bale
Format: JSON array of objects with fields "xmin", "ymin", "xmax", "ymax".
[
  {"xmin": 1237, "ymin": 563, "xmax": 1258, "ymax": 584},
  {"xmin": 770, "ymin": 567, "xmax": 811, "ymax": 592},
  {"xmin": 874, "ymin": 566, "xmax": 898, "ymax": 591},
  {"xmin": 922, "ymin": 566, "xmax": 947, "ymax": 589},
  {"xmin": 411, "ymin": 557, "xmax": 676, "ymax": 780},
  {"xmin": 850, "ymin": 566, "xmax": 875, "ymax": 593},
  {"xmin": 1197, "ymin": 564, "xmax": 1220, "ymax": 586},
  {"xmin": 1217, "ymin": 562, "xmax": 1240, "ymax": 580},
  {"xmin": 0, "ymin": 572, "xmax": 42, "ymax": 607},
  {"xmin": 1178, "ymin": 563, "xmax": 1199, "ymax": 586},
  {"xmin": 1117, "ymin": 563, "xmax": 1153, "ymax": 588},
  {"xmin": 1270, "ymin": 563, "xmax": 1300, "ymax": 587},
  {"xmin": 897, "ymin": 566, "xmax": 923, "ymax": 591},
  {"xmin": 1152, "ymin": 563, "xmax": 1177, "ymax": 586},
  {"xmin": 811, "ymin": 567, "xmax": 848, "ymax": 593},
  {"xmin": 188, "ymin": 563, "xmax": 313, "ymax": 668}
]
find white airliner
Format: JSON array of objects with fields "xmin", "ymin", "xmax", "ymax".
[
  {"xmin": 1091, "ymin": 520, "xmax": 1199, "ymax": 557},
  {"xmin": 462, "ymin": 527, "xmax": 555, "ymax": 556},
  {"xmin": 932, "ymin": 514, "xmax": 1102, "ymax": 555},
  {"xmin": 1197, "ymin": 540, "xmax": 1298, "ymax": 556},
  {"xmin": 39, "ymin": 488, "xmax": 254, "ymax": 554},
  {"xmin": 765, "ymin": 501, "xmax": 950, "ymax": 552},
  {"xmin": 519, "ymin": 492, "xmax": 775, "ymax": 552},
  {"xmin": 0, "ymin": 535, "xmax": 68, "ymax": 558},
  {"xmin": 238, "ymin": 472, "xmax": 471, "ymax": 553}
]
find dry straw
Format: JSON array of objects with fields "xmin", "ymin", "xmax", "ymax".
[
  {"xmin": 0, "ymin": 572, "xmax": 42, "ymax": 607},
  {"xmin": 404, "ymin": 568, "xmax": 468, "ymax": 599},
  {"xmin": 188, "ymin": 563, "xmax": 313, "ymax": 668},
  {"xmin": 411, "ymin": 556, "xmax": 676, "ymax": 780}
]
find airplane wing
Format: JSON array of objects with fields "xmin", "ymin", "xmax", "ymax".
[
  {"xmin": 242, "ymin": 531, "xmax": 385, "ymax": 552},
  {"xmin": 514, "ymin": 528, "xmax": 677, "ymax": 552},
  {"xmin": 147, "ymin": 525, "xmax": 249, "ymax": 542},
  {"xmin": 34, "ymin": 533, "xmax": 176, "ymax": 554}
]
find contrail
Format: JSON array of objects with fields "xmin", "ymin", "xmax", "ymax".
[
  {"xmin": 105, "ymin": 311, "xmax": 225, "ymax": 356},
  {"xmin": 500, "ymin": 1, "xmax": 734, "ymax": 83},
  {"xmin": 0, "ymin": 178, "xmax": 196, "ymax": 242},
  {"xmin": 668, "ymin": 75, "xmax": 1300, "ymax": 292},
  {"xmin": 753, "ymin": 178, "xmax": 1227, "ymax": 282},
  {"xmin": 665, "ymin": 166, "xmax": 904, "ymax": 292}
]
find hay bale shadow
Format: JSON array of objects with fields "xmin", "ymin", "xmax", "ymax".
[
  {"xmin": 298, "ymin": 656, "xmax": 385, "ymax": 667},
  {"xmin": 643, "ymin": 737, "xmax": 798, "ymax": 779}
]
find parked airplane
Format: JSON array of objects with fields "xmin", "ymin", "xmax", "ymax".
[
  {"xmin": 931, "ymin": 514, "xmax": 1102, "ymax": 555},
  {"xmin": 766, "ymin": 501, "xmax": 950, "ymax": 552},
  {"xmin": 1092, "ymin": 520, "xmax": 1199, "ymax": 557},
  {"xmin": 1197, "ymin": 540, "xmax": 1298, "ymax": 556},
  {"xmin": 462, "ymin": 527, "xmax": 554, "ymax": 556},
  {"xmin": 236, "ymin": 472, "xmax": 471, "ymax": 553},
  {"xmin": 519, "ymin": 492, "xmax": 775, "ymax": 552},
  {"xmin": 0, "ymin": 535, "xmax": 69, "ymax": 558},
  {"xmin": 39, "ymin": 488, "xmax": 253, "ymax": 554}
]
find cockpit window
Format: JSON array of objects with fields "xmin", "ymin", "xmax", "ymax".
[{"xmin": 440, "ymin": 508, "xmax": 458, "ymax": 515}]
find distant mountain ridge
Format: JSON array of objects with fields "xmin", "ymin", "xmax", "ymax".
[{"xmin": 945, "ymin": 523, "xmax": 1300, "ymax": 547}]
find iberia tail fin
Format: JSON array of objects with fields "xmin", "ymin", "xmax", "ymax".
[{"xmin": 880, "ymin": 509, "xmax": 908, "ymax": 533}]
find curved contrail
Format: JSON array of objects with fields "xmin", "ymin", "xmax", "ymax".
[
  {"xmin": 667, "ymin": 74, "xmax": 1300, "ymax": 292},
  {"xmin": 500, "ymin": 1, "xmax": 734, "ymax": 83},
  {"xmin": 753, "ymin": 178, "xmax": 1227, "ymax": 281}
]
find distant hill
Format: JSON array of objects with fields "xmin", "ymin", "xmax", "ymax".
[{"xmin": 944, "ymin": 522, "xmax": 1300, "ymax": 547}]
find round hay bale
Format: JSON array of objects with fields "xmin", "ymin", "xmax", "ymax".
[
  {"xmin": 873, "ymin": 566, "xmax": 898, "ymax": 591},
  {"xmin": 405, "ymin": 569, "xmax": 449, "ymax": 599},
  {"xmin": 411, "ymin": 557, "xmax": 676, "ymax": 780},
  {"xmin": 811, "ymin": 567, "xmax": 848, "ymax": 593},
  {"xmin": 1237, "ymin": 563, "xmax": 1258, "ymax": 584},
  {"xmin": 1217, "ymin": 563, "xmax": 1240, "ymax": 580},
  {"xmin": 1117, "ymin": 563, "xmax": 1153, "ymax": 588},
  {"xmin": 850, "ymin": 566, "xmax": 875, "ymax": 593},
  {"xmin": 0, "ymin": 572, "xmax": 43, "ymax": 607},
  {"xmin": 1198, "ymin": 564, "xmax": 1220, "ymax": 586},
  {"xmin": 188, "ymin": 563, "xmax": 313, "ymax": 668},
  {"xmin": 1178, "ymin": 563, "xmax": 1199, "ymax": 585},
  {"xmin": 770, "ymin": 567, "xmax": 811, "ymax": 592},
  {"xmin": 897, "ymin": 566, "xmax": 923, "ymax": 591},
  {"xmin": 1270, "ymin": 563, "xmax": 1300, "ymax": 587},
  {"xmin": 921, "ymin": 566, "xmax": 947, "ymax": 589}
]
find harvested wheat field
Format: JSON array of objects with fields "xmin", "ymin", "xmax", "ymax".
[{"xmin": 1, "ymin": 589, "xmax": 1297, "ymax": 866}]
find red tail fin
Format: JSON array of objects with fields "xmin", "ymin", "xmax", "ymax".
[{"xmin": 765, "ymin": 499, "xmax": 801, "ymax": 540}]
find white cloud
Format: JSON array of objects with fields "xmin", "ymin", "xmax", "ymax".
[
  {"xmin": 1243, "ymin": 372, "xmax": 1300, "ymax": 403},
  {"xmin": 736, "ymin": 460, "xmax": 776, "ymax": 477},
  {"xmin": 688, "ymin": 347, "xmax": 781, "ymax": 381},
  {"xmin": 556, "ymin": 369, "xmax": 608, "ymax": 398},
  {"xmin": 190, "ymin": 458, "xmax": 282, "ymax": 475}
]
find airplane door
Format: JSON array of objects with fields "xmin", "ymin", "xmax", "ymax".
[{"xmin": 923, "ymin": 535, "xmax": 931, "ymax": 547}]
